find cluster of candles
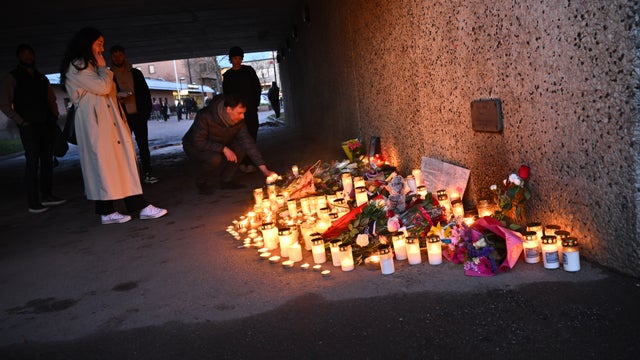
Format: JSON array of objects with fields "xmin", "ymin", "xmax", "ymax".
[
  {"xmin": 224, "ymin": 166, "xmax": 462, "ymax": 276},
  {"xmin": 228, "ymin": 164, "xmax": 581, "ymax": 276},
  {"xmin": 521, "ymin": 222, "xmax": 581, "ymax": 272}
]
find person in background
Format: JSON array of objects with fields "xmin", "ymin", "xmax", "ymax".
[
  {"xmin": 161, "ymin": 97, "xmax": 169, "ymax": 121},
  {"xmin": 222, "ymin": 46, "xmax": 262, "ymax": 174},
  {"xmin": 176, "ymin": 100, "xmax": 183, "ymax": 121},
  {"xmin": 0, "ymin": 43, "xmax": 66, "ymax": 213},
  {"xmin": 182, "ymin": 93, "xmax": 277, "ymax": 195},
  {"xmin": 60, "ymin": 27, "xmax": 167, "ymax": 224},
  {"xmin": 267, "ymin": 81, "xmax": 281, "ymax": 118},
  {"xmin": 109, "ymin": 44, "xmax": 159, "ymax": 184}
]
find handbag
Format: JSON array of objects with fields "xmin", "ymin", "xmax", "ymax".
[{"xmin": 62, "ymin": 104, "xmax": 77, "ymax": 145}]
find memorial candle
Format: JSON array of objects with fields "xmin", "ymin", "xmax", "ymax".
[
  {"xmin": 541, "ymin": 235, "xmax": 560, "ymax": 269},
  {"xmin": 287, "ymin": 199, "xmax": 298, "ymax": 219},
  {"xmin": 405, "ymin": 236, "xmax": 422, "ymax": 265},
  {"xmin": 277, "ymin": 227, "xmax": 293, "ymax": 258},
  {"xmin": 288, "ymin": 242, "xmax": 303, "ymax": 262},
  {"xmin": 522, "ymin": 231, "xmax": 540, "ymax": 264},
  {"xmin": 555, "ymin": 230, "xmax": 570, "ymax": 265},
  {"xmin": 311, "ymin": 238, "xmax": 327, "ymax": 264},
  {"xmin": 562, "ymin": 237, "xmax": 581, "ymax": 272},
  {"xmin": 412, "ymin": 169, "xmax": 423, "ymax": 187},
  {"xmin": 329, "ymin": 240, "xmax": 342, "ymax": 266},
  {"xmin": 391, "ymin": 231, "xmax": 407, "ymax": 261},
  {"xmin": 379, "ymin": 244, "xmax": 395, "ymax": 275},
  {"xmin": 260, "ymin": 222, "xmax": 279, "ymax": 250},
  {"xmin": 291, "ymin": 165, "xmax": 299, "ymax": 177},
  {"xmin": 339, "ymin": 243, "xmax": 355, "ymax": 271},
  {"xmin": 355, "ymin": 186, "xmax": 368, "ymax": 206},
  {"xmin": 341, "ymin": 173, "xmax": 353, "ymax": 197},
  {"xmin": 427, "ymin": 235, "xmax": 443, "ymax": 265}
]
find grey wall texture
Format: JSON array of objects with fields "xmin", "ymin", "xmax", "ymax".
[{"xmin": 279, "ymin": 0, "xmax": 639, "ymax": 277}]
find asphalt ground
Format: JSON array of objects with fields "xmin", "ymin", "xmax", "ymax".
[{"xmin": 1, "ymin": 111, "xmax": 639, "ymax": 359}]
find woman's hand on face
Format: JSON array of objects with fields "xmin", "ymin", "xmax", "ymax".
[{"xmin": 94, "ymin": 51, "xmax": 106, "ymax": 67}]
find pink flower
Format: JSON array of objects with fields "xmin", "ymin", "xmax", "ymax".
[{"xmin": 518, "ymin": 165, "xmax": 530, "ymax": 180}]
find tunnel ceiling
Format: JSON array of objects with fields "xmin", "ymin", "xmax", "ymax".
[{"xmin": 1, "ymin": 0, "xmax": 301, "ymax": 75}]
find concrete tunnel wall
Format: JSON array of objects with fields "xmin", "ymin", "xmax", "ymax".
[{"xmin": 277, "ymin": 0, "xmax": 640, "ymax": 277}]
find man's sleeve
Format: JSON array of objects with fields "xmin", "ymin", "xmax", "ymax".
[{"xmin": 0, "ymin": 73, "xmax": 25, "ymax": 126}]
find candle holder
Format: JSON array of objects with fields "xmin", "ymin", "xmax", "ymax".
[
  {"xmin": 339, "ymin": 243, "xmax": 355, "ymax": 271},
  {"xmin": 562, "ymin": 236, "xmax": 580, "ymax": 272},
  {"xmin": 427, "ymin": 235, "xmax": 443, "ymax": 265},
  {"xmin": 405, "ymin": 236, "xmax": 422, "ymax": 265},
  {"xmin": 522, "ymin": 231, "xmax": 540, "ymax": 264},
  {"xmin": 391, "ymin": 231, "xmax": 407, "ymax": 261},
  {"xmin": 277, "ymin": 227, "xmax": 293, "ymax": 258},
  {"xmin": 378, "ymin": 244, "xmax": 395, "ymax": 275},
  {"xmin": 541, "ymin": 235, "xmax": 560, "ymax": 269},
  {"xmin": 329, "ymin": 239, "xmax": 342, "ymax": 267},
  {"xmin": 311, "ymin": 238, "xmax": 327, "ymax": 264},
  {"xmin": 260, "ymin": 222, "xmax": 279, "ymax": 250}
]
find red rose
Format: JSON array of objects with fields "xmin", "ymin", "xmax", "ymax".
[{"xmin": 518, "ymin": 165, "xmax": 530, "ymax": 180}]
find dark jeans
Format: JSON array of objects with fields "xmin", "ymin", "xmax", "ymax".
[
  {"xmin": 18, "ymin": 123, "xmax": 54, "ymax": 208},
  {"xmin": 241, "ymin": 107, "xmax": 258, "ymax": 167},
  {"xmin": 125, "ymin": 113, "xmax": 152, "ymax": 174},
  {"xmin": 95, "ymin": 194, "xmax": 148, "ymax": 215},
  {"xmin": 184, "ymin": 142, "xmax": 245, "ymax": 186},
  {"xmin": 270, "ymin": 100, "xmax": 281, "ymax": 118}
]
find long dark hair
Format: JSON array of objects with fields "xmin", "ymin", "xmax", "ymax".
[{"xmin": 59, "ymin": 27, "xmax": 103, "ymax": 86}]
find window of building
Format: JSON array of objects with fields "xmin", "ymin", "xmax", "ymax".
[
  {"xmin": 199, "ymin": 63, "xmax": 207, "ymax": 73},
  {"xmin": 148, "ymin": 65, "xmax": 156, "ymax": 74}
]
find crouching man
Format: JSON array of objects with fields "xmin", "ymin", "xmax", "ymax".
[{"xmin": 182, "ymin": 94, "xmax": 277, "ymax": 194}]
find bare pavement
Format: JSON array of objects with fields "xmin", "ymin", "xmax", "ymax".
[{"xmin": 1, "ymin": 111, "xmax": 639, "ymax": 359}]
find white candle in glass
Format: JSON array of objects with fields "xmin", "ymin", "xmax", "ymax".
[
  {"xmin": 562, "ymin": 237, "xmax": 580, "ymax": 272},
  {"xmin": 289, "ymin": 242, "xmax": 303, "ymax": 262},
  {"xmin": 300, "ymin": 197, "xmax": 311, "ymax": 215},
  {"xmin": 287, "ymin": 199, "xmax": 298, "ymax": 219},
  {"xmin": 311, "ymin": 238, "xmax": 327, "ymax": 264},
  {"xmin": 277, "ymin": 227, "xmax": 293, "ymax": 258},
  {"xmin": 379, "ymin": 245, "xmax": 395, "ymax": 275},
  {"xmin": 405, "ymin": 237, "xmax": 422, "ymax": 265},
  {"xmin": 541, "ymin": 235, "xmax": 560, "ymax": 269},
  {"xmin": 341, "ymin": 173, "xmax": 353, "ymax": 197},
  {"xmin": 355, "ymin": 186, "xmax": 368, "ymax": 207},
  {"xmin": 391, "ymin": 232, "xmax": 407, "ymax": 261},
  {"xmin": 412, "ymin": 169, "xmax": 423, "ymax": 187},
  {"xmin": 330, "ymin": 240, "xmax": 342, "ymax": 266},
  {"xmin": 427, "ymin": 235, "xmax": 443, "ymax": 265},
  {"xmin": 339, "ymin": 244, "xmax": 355, "ymax": 271},
  {"xmin": 522, "ymin": 231, "xmax": 540, "ymax": 264},
  {"xmin": 260, "ymin": 222, "xmax": 279, "ymax": 250},
  {"xmin": 291, "ymin": 165, "xmax": 299, "ymax": 176},
  {"xmin": 353, "ymin": 176, "xmax": 365, "ymax": 188}
]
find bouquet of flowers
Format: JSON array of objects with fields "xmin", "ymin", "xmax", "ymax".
[
  {"xmin": 443, "ymin": 217, "xmax": 523, "ymax": 276},
  {"xmin": 490, "ymin": 165, "xmax": 532, "ymax": 227},
  {"xmin": 342, "ymin": 138, "xmax": 363, "ymax": 162}
]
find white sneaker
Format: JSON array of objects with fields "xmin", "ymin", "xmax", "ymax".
[
  {"xmin": 139, "ymin": 204, "xmax": 168, "ymax": 219},
  {"xmin": 101, "ymin": 212, "xmax": 132, "ymax": 225}
]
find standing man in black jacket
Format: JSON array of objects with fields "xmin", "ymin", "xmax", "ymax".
[
  {"xmin": 110, "ymin": 45, "xmax": 158, "ymax": 184},
  {"xmin": 222, "ymin": 46, "xmax": 262, "ymax": 174},
  {"xmin": 0, "ymin": 44, "xmax": 66, "ymax": 213}
]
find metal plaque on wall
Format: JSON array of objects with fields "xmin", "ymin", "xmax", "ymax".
[{"xmin": 471, "ymin": 98, "xmax": 503, "ymax": 132}]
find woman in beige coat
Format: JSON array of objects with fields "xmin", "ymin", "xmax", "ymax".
[{"xmin": 60, "ymin": 27, "xmax": 167, "ymax": 224}]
